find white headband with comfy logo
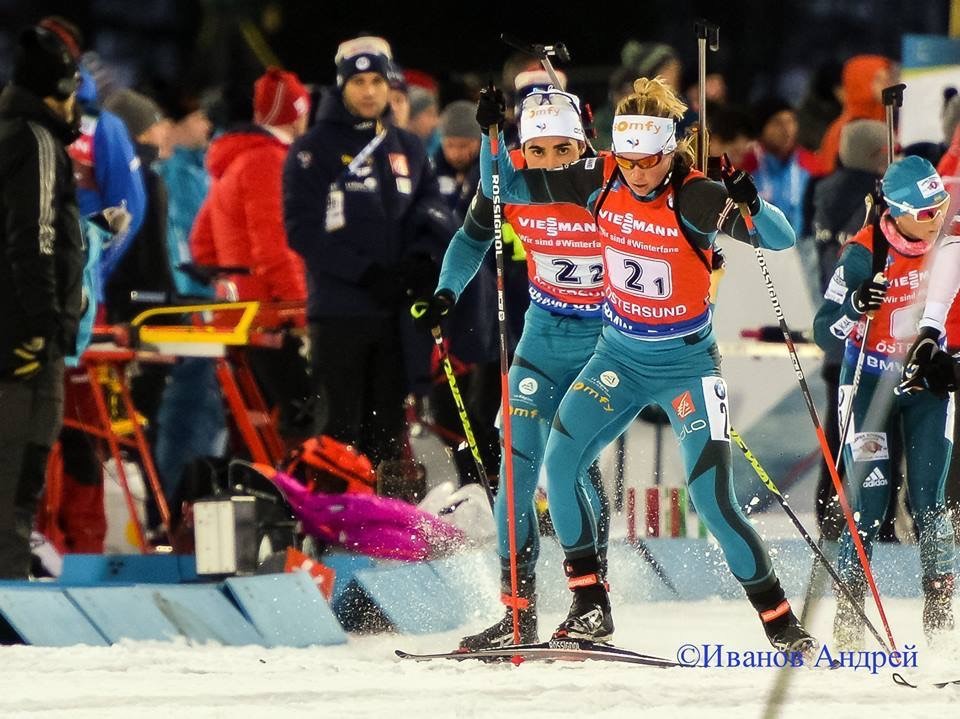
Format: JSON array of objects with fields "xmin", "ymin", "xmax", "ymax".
[
  {"xmin": 519, "ymin": 90, "xmax": 584, "ymax": 145},
  {"xmin": 611, "ymin": 114, "xmax": 677, "ymax": 155}
]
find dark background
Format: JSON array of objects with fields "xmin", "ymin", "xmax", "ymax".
[{"xmin": 0, "ymin": 0, "xmax": 951, "ymax": 114}]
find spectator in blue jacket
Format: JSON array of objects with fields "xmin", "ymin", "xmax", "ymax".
[
  {"xmin": 283, "ymin": 35, "xmax": 455, "ymax": 466},
  {"xmin": 156, "ymin": 87, "xmax": 214, "ymax": 299}
]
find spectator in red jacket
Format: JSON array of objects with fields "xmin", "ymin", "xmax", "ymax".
[
  {"xmin": 190, "ymin": 68, "xmax": 313, "ymax": 441},
  {"xmin": 815, "ymin": 55, "xmax": 894, "ymax": 177},
  {"xmin": 190, "ymin": 67, "xmax": 309, "ymax": 301}
]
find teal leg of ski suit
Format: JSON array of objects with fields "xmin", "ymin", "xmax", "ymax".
[
  {"xmin": 543, "ymin": 324, "xmax": 778, "ymax": 592},
  {"xmin": 836, "ymin": 361, "xmax": 956, "ymax": 584},
  {"xmin": 496, "ymin": 305, "xmax": 608, "ymax": 575}
]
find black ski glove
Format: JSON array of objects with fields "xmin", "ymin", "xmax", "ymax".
[
  {"xmin": 899, "ymin": 326, "xmax": 957, "ymax": 398},
  {"xmin": 476, "ymin": 85, "xmax": 506, "ymax": 135},
  {"xmin": 850, "ymin": 273, "xmax": 887, "ymax": 315},
  {"xmin": 397, "ymin": 253, "xmax": 440, "ymax": 300},
  {"xmin": 410, "ymin": 289, "xmax": 455, "ymax": 332},
  {"xmin": 720, "ymin": 153, "xmax": 761, "ymax": 215}
]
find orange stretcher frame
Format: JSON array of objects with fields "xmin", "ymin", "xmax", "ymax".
[{"xmin": 46, "ymin": 300, "xmax": 304, "ymax": 554}]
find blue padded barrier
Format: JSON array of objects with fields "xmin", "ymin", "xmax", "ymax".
[
  {"xmin": 58, "ymin": 554, "xmax": 196, "ymax": 586},
  {"xmin": 66, "ymin": 586, "xmax": 182, "ymax": 642},
  {"xmin": 346, "ymin": 562, "xmax": 464, "ymax": 634},
  {"xmin": 0, "ymin": 585, "xmax": 107, "ymax": 646},
  {"xmin": 224, "ymin": 572, "xmax": 347, "ymax": 647},
  {"xmin": 148, "ymin": 584, "xmax": 264, "ymax": 645}
]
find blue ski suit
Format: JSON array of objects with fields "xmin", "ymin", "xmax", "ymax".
[{"xmin": 437, "ymin": 149, "xmax": 607, "ymax": 576}]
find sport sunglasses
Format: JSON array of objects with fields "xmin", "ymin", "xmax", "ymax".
[
  {"xmin": 613, "ymin": 152, "xmax": 667, "ymax": 171},
  {"xmin": 886, "ymin": 196, "xmax": 950, "ymax": 222},
  {"xmin": 519, "ymin": 90, "xmax": 580, "ymax": 113}
]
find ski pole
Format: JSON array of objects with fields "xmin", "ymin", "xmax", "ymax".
[
  {"xmin": 489, "ymin": 119, "xmax": 522, "ymax": 645},
  {"xmin": 799, "ymin": 84, "xmax": 904, "ymax": 630},
  {"xmin": 631, "ymin": 537, "xmax": 680, "ymax": 597},
  {"xmin": 726, "ymin": 159, "xmax": 897, "ymax": 650},
  {"xmin": 730, "ymin": 427, "xmax": 891, "ymax": 650},
  {"xmin": 694, "ymin": 19, "xmax": 719, "ymax": 173},
  {"xmin": 409, "ymin": 309, "xmax": 496, "ymax": 510}
]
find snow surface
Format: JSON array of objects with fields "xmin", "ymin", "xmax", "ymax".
[{"xmin": 3, "ymin": 597, "xmax": 958, "ymax": 718}]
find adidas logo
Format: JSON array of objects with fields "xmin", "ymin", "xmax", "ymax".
[{"xmin": 862, "ymin": 467, "xmax": 887, "ymax": 488}]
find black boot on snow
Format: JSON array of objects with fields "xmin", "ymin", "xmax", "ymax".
[
  {"xmin": 459, "ymin": 575, "xmax": 537, "ymax": 651},
  {"xmin": 764, "ymin": 604, "xmax": 818, "ymax": 657},
  {"xmin": 552, "ymin": 556, "xmax": 614, "ymax": 644},
  {"xmin": 833, "ymin": 578, "xmax": 866, "ymax": 651},
  {"xmin": 923, "ymin": 573, "xmax": 955, "ymax": 643},
  {"xmin": 750, "ymin": 580, "xmax": 818, "ymax": 656}
]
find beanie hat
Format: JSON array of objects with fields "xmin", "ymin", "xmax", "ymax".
[
  {"xmin": 104, "ymin": 89, "xmax": 164, "ymax": 139},
  {"xmin": 253, "ymin": 67, "xmax": 309, "ymax": 126},
  {"xmin": 404, "ymin": 69, "xmax": 438, "ymax": 94},
  {"xmin": 335, "ymin": 36, "xmax": 392, "ymax": 87},
  {"xmin": 620, "ymin": 41, "xmax": 678, "ymax": 78},
  {"xmin": 752, "ymin": 96, "xmax": 794, "ymax": 132},
  {"xmin": 519, "ymin": 89, "xmax": 584, "ymax": 145},
  {"xmin": 408, "ymin": 86, "xmax": 438, "ymax": 120},
  {"xmin": 439, "ymin": 100, "xmax": 478, "ymax": 139},
  {"xmin": 882, "ymin": 155, "xmax": 950, "ymax": 217},
  {"xmin": 37, "ymin": 15, "xmax": 83, "ymax": 60},
  {"xmin": 839, "ymin": 120, "xmax": 887, "ymax": 174},
  {"xmin": 12, "ymin": 26, "xmax": 79, "ymax": 101}
]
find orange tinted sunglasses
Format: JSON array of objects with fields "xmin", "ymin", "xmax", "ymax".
[{"xmin": 614, "ymin": 152, "xmax": 665, "ymax": 171}]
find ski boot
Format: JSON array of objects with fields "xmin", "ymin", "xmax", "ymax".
[
  {"xmin": 763, "ymin": 603, "xmax": 818, "ymax": 657},
  {"xmin": 922, "ymin": 573, "xmax": 955, "ymax": 644},
  {"xmin": 552, "ymin": 556, "xmax": 614, "ymax": 644},
  {"xmin": 833, "ymin": 578, "xmax": 866, "ymax": 651},
  {"xmin": 459, "ymin": 574, "xmax": 538, "ymax": 651},
  {"xmin": 750, "ymin": 580, "xmax": 818, "ymax": 657}
]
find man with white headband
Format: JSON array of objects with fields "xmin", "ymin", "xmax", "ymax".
[
  {"xmin": 412, "ymin": 85, "xmax": 610, "ymax": 651},
  {"xmin": 475, "ymin": 77, "xmax": 819, "ymax": 654}
]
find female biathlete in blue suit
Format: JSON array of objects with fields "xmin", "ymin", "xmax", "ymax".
[
  {"xmin": 414, "ymin": 88, "xmax": 609, "ymax": 650},
  {"xmin": 476, "ymin": 77, "xmax": 817, "ymax": 652}
]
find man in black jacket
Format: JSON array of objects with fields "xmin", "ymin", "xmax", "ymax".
[
  {"xmin": 0, "ymin": 26, "xmax": 82, "ymax": 578},
  {"xmin": 283, "ymin": 35, "xmax": 453, "ymax": 466}
]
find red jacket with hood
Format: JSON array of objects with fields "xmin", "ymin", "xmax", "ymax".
[
  {"xmin": 815, "ymin": 55, "xmax": 893, "ymax": 177},
  {"xmin": 190, "ymin": 125, "xmax": 306, "ymax": 301}
]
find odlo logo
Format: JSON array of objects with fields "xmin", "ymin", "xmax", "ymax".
[{"xmin": 518, "ymin": 377, "xmax": 538, "ymax": 396}]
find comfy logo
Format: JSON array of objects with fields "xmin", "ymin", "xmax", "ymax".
[
  {"xmin": 614, "ymin": 119, "xmax": 663, "ymax": 133},
  {"xmin": 526, "ymin": 107, "xmax": 562, "ymax": 118}
]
